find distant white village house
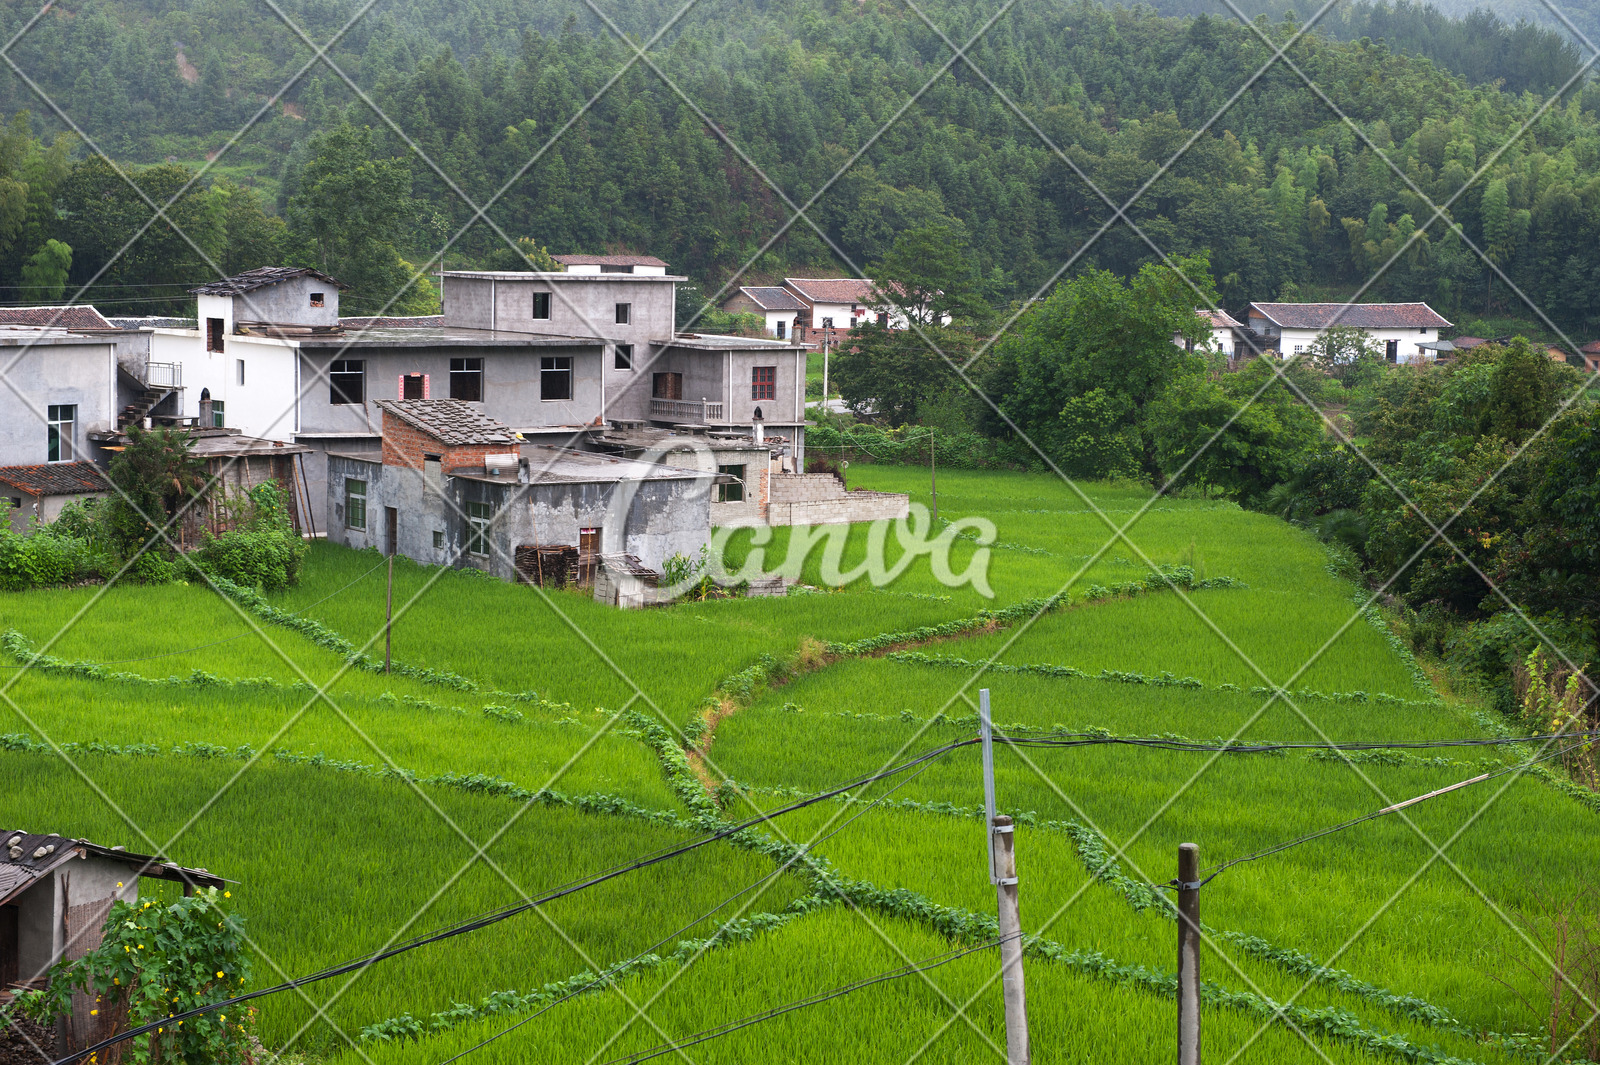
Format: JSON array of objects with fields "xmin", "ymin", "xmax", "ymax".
[{"xmin": 1247, "ymin": 302, "xmax": 1451, "ymax": 362}]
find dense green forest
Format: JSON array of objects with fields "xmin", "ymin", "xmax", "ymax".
[{"xmin": 0, "ymin": 0, "xmax": 1598, "ymax": 330}]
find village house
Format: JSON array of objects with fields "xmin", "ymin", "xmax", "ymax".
[
  {"xmin": 1580, "ymin": 340, "xmax": 1600, "ymax": 373},
  {"xmin": 1246, "ymin": 302, "xmax": 1451, "ymax": 362},
  {"xmin": 1175, "ymin": 309, "xmax": 1247, "ymax": 358},
  {"xmin": 0, "ymin": 327, "xmax": 119, "ymax": 469},
  {"xmin": 721, "ymin": 286, "xmax": 809, "ymax": 340},
  {"xmin": 0, "ymin": 828, "xmax": 224, "ymax": 1056},
  {"xmin": 327, "ymin": 400, "xmax": 714, "ymax": 582},
  {"xmin": 0, "ymin": 462, "xmax": 108, "ymax": 534}
]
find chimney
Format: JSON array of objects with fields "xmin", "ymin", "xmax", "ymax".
[{"xmin": 199, "ymin": 387, "xmax": 212, "ymax": 428}]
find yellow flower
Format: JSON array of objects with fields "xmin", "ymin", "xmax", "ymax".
[
  {"xmin": 90, "ymin": 1010, "xmax": 98, "ymax": 1016},
  {"xmin": 216, "ymin": 971, "xmax": 224, "ymax": 979},
  {"xmin": 224, "ymin": 891, "xmax": 231, "ymax": 898}
]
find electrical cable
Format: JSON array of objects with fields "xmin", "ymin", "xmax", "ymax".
[
  {"xmin": 589, "ymin": 935, "xmax": 1009, "ymax": 1065},
  {"xmin": 45, "ymin": 739, "xmax": 974, "ymax": 1065},
  {"xmin": 1161, "ymin": 736, "xmax": 1593, "ymax": 890},
  {"xmin": 989, "ymin": 729, "xmax": 1600, "ymax": 753},
  {"xmin": 434, "ymin": 742, "xmax": 956, "ymax": 1065}
]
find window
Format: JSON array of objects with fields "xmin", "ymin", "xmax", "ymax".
[
  {"xmin": 877, "ymin": 312, "xmax": 889, "ymax": 326},
  {"xmin": 775, "ymin": 320, "xmax": 786, "ymax": 339},
  {"xmin": 344, "ymin": 479, "xmax": 367, "ymax": 530},
  {"xmin": 717, "ymin": 464, "xmax": 745, "ymax": 503},
  {"xmin": 652, "ymin": 372, "xmax": 682, "ymax": 400},
  {"xmin": 1385, "ymin": 339, "xmax": 1399, "ymax": 363},
  {"xmin": 450, "ymin": 357, "xmax": 483, "ymax": 402},
  {"xmin": 615, "ymin": 303, "xmax": 631, "ymax": 325},
  {"xmin": 540, "ymin": 356, "xmax": 572, "ymax": 401},
  {"xmin": 465, "ymin": 501, "xmax": 493, "ymax": 556},
  {"xmin": 236, "ymin": 358, "xmax": 245, "ymax": 386},
  {"xmin": 820, "ymin": 316, "xmax": 834, "ymax": 329},
  {"xmin": 211, "ymin": 400, "xmax": 225, "ymax": 428},
  {"xmin": 402, "ymin": 373, "xmax": 426, "ymax": 400},
  {"xmin": 752, "ymin": 366, "xmax": 776, "ymax": 401},
  {"xmin": 206, "ymin": 317, "xmax": 225, "ymax": 353},
  {"xmin": 531, "ymin": 292, "xmax": 551, "ymax": 320},
  {"xmin": 310, "ymin": 292, "xmax": 325, "ymax": 308},
  {"xmin": 614, "ymin": 344, "xmax": 633, "ymax": 370},
  {"xmin": 600, "ymin": 264, "xmax": 634, "ymax": 274},
  {"xmin": 330, "ymin": 360, "xmax": 365, "ymax": 404},
  {"xmin": 433, "ymin": 530, "xmax": 445, "ymax": 550},
  {"xmin": 1293, "ymin": 344, "xmax": 1305, "ymax": 354},
  {"xmin": 46, "ymin": 404, "xmax": 75, "ymax": 462}
]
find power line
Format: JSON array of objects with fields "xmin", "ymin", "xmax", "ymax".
[
  {"xmin": 435, "ymin": 742, "xmax": 956, "ymax": 1065},
  {"xmin": 589, "ymin": 936, "xmax": 1008, "ymax": 1065},
  {"xmin": 992, "ymin": 729, "xmax": 1600, "ymax": 753},
  {"xmin": 45, "ymin": 740, "xmax": 973, "ymax": 1065},
  {"xmin": 1165, "ymin": 737, "xmax": 1592, "ymax": 889}
]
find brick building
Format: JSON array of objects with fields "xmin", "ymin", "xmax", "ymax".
[{"xmin": 377, "ymin": 399, "xmax": 519, "ymax": 472}]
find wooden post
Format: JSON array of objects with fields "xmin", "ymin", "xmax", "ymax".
[
  {"xmin": 929, "ymin": 427, "xmax": 938, "ymax": 526},
  {"xmin": 384, "ymin": 555, "xmax": 394, "ymax": 674},
  {"xmin": 993, "ymin": 815, "xmax": 1029, "ymax": 1065},
  {"xmin": 1177, "ymin": 842, "xmax": 1201, "ymax": 1065}
]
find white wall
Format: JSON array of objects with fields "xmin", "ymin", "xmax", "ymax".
[
  {"xmin": 1275, "ymin": 326, "xmax": 1440, "ymax": 361},
  {"xmin": 151, "ymin": 328, "xmax": 302, "ymax": 438}
]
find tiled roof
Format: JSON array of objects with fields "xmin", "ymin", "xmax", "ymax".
[
  {"xmin": 189, "ymin": 266, "xmax": 347, "ymax": 296},
  {"xmin": 1, "ymin": 828, "xmax": 225, "ymax": 905},
  {"xmin": 1452, "ymin": 336, "xmax": 1490, "ymax": 349},
  {"xmin": 1248, "ymin": 302, "xmax": 1451, "ymax": 330},
  {"xmin": 1581, "ymin": 340, "xmax": 1600, "ymax": 354},
  {"xmin": 737, "ymin": 286, "xmax": 807, "ymax": 312},
  {"xmin": 783, "ymin": 277, "xmax": 880, "ymax": 305},
  {"xmin": 1201, "ymin": 308, "xmax": 1243, "ymax": 330},
  {"xmin": 340, "ymin": 315, "xmax": 445, "ymax": 330},
  {"xmin": 0, "ymin": 461, "xmax": 108, "ymax": 497},
  {"xmin": 0, "ymin": 305, "xmax": 112, "ymax": 330},
  {"xmin": 552, "ymin": 254, "xmax": 669, "ymax": 267},
  {"xmin": 376, "ymin": 399, "xmax": 518, "ymax": 446},
  {"xmin": 107, "ymin": 316, "xmax": 197, "ymax": 330}
]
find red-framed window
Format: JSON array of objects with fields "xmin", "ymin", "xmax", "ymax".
[{"xmin": 751, "ymin": 366, "xmax": 776, "ymax": 401}]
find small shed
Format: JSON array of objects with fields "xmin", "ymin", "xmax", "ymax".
[
  {"xmin": 593, "ymin": 553, "xmax": 663, "ymax": 609},
  {"xmin": 0, "ymin": 463, "xmax": 110, "ymax": 535},
  {"xmin": 1, "ymin": 829, "xmax": 224, "ymax": 1056}
]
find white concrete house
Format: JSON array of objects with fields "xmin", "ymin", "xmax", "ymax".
[
  {"xmin": 721, "ymin": 286, "xmax": 809, "ymax": 339},
  {"xmin": 1247, "ymin": 302, "xmax": 1451, "ymax": 362},
  {"xmin": 1175, "ymin": 309, "xmax": 1246, "ymax": 357}
]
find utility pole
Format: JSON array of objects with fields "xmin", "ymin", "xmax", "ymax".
[
  {"xmin": 1177, "ymin": 842, "xmax": 1201, "ymax": 1065},
  {"xmin": 980, "ymin": 690, "xmax": 1030, "ymax": 1065},
  {"xmin": 384, "ymin": 554, "xmax": 394, "ymax": 674},
  {"xmin": 821, "ymin": 334, "xmax": 830, "ymax": 409},
  {"xmin": 929, "ymin": 427, "xmax": 939, "ymax": 526}
]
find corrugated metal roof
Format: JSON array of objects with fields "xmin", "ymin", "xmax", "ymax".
[
  {"xmin": 737, "ymin": 286, "xmax": 806, "ymax": 312},
  {"xmin": 0, "ymin": 461, "xmax": 109, "ymax": 497},
  {"xmin": 1248, "ymin": 302, "xmax": 1451, "ymax": 330},
  {"xmin": 376, "ymin": 399, "xmax": 520, "ymax": 446},
  {"xmin": 189, "ymin": 266, "xmax": 347, "ymax": 296}
]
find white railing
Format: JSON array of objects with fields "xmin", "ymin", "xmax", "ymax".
[
  {"xmin": 146, "ymin": 362, "xmax": 182, "ymax": 388},
  {"xmin": 650, "ymin": 398, "xmax": 724, "ymax": 422}
]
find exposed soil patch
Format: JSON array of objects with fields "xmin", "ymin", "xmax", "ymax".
[
  {"xmin": 0, "ymin": 1012, "xmax": 53, "ymax": 1065},
  {"xmin": 174, "ymin": 48, "xmax": 199, "ymax": 84}
]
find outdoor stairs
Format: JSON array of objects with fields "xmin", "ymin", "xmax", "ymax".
[{"xmin": 118, "ymin": 385, "xmax": 178, "ymax": 430}]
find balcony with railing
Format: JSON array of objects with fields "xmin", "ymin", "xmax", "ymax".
[
  {"xmin": 649, "ymin": 398, "xmax": 724, "ymax": 423},
  {"xmin": 145, "ymin": 361, "xmax": 183, "ymax": 388}
]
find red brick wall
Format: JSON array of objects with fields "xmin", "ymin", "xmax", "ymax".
[{"xmin": 380, "ymin": 410, "xmax": 511, "ymax": 472}]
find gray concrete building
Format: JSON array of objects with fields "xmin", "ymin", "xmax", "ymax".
[{"xmin": 0, "ymin": 329, "xmax": 118, "ymax": 468}]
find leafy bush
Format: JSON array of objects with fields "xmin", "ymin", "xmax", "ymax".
[{"xmin": 191, "ymin": 482, "xmax": 306, "ymax": 591}]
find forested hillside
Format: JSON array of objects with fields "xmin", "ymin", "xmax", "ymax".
[{"xmin": 0, "ymin": 0, "xmax": 1598, "ymax": 330}]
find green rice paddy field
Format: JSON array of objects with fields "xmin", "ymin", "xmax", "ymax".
[{"xmin": 0, "ymin": 466, "xmax": 1592, "ymax": 1064}]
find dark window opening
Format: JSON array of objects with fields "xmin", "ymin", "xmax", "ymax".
[
  {"xmin": 236, "ymin": 358, "xmax": 245, "ymax": 386},
  {"xmin": 211, "ymin": 400, "xmax": 225, "ymax": 428},
  {"xmin": 541, "ymin": 356, "xmax": 572, "ymax": 401},
  {"xmin": 330, "ymin": 360, "xmax": 365, "ymax": 404},
  {"xmin": 615, "ymin": 302, "xmax": 631, "ymax": 325},
  {"xmin": 614, "ymin": 344, "xmax": 633, "ymax": 370},
  {"xmin": 717, "ymin": 464, "xmax": 745, "ymax": 503},
  {"xmin": 775, "ymin": 320, "xmax": 786, "ymax": 339},
  {"xmin": 1385, "ymin": 339, "xmax": 1399, "ymax": 363},
  {"xmin": 402, "ymin": 373, "xmax": 427, "ymax": 400},
  {"xmin": 877, "ymin": 312, "xmax": 888, "ymax": 327},
  {"xmin": 600, "ymin": 264, "xmax": 633, "ymax": 274},
  {"xmin": 206, "ymin": 317, "xmax": 225, "ymax": 352},
  {"xmin": 466, "ymin": 501, "xmax": 493, "ymax": 556},
  {"xmin": 310, "ymin": 292, "xmax": 325, "ymax": 308},
  {"xmin": 752, "ymin": 366, "xmax": 776, "ymax": 401},
  {"xmin": 433, "ymin": 530, "xmax": 445, "ymax": 550},
  {"xmin": 47, "ymin": 404, "xmax": 75, "ymax": 462},
  {"xmin": 450, "ymin": 357, "xmax": 483, "ymax": 402},
  {"xmin": 652, "ymin": 372, "xmax": 682, "ymax": 400},
  {"xmin": 531, "ymin": 292, "xmax": 551, "ymax": 320}
]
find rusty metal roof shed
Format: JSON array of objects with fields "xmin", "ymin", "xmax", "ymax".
[
  {"xmin": 0, "ymin": 462, "xmax": 109, "ymax": 497},
  {"xmin": 189, "ymin": 266, "xmax": 348, "ymax": 296}
]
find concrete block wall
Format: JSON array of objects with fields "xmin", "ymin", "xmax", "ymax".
[
  {"xmin": 768, "ymin": 472, "xmax": 847, "ymax": 504},
  {"xmin": 767, "ymin": 491, "xmax": 909, "ymax": 526}
]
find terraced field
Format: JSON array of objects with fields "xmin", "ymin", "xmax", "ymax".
[{"xmin": 1, "ymin": 466, "xmax": 1591, "ymax": 1064}]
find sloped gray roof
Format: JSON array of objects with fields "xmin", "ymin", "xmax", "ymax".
[
  {"xmin": 1, "ymin": 828, "xmax": 225, "ymax": 905},
  {"xmin": 738, "ymin": 286, "xmax": 806, "ymax": 312},
  {"xmin": 0, "ymin": 305, "xmax": 112, "ymax": 329},
  {"xmin": 189, "ymin": 266, "xmax": 347, "ymax": 296},
  {"xmin": 375, "ymin": 399, "xmax": 519, "ymax": 446},
  {"xmin": 1248, "ymin": 302, "xmax": 1451, "ymax": 330},
  {"xmin": 552, "ymin": 254, "xmax": 668, "ymax": 267}
]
